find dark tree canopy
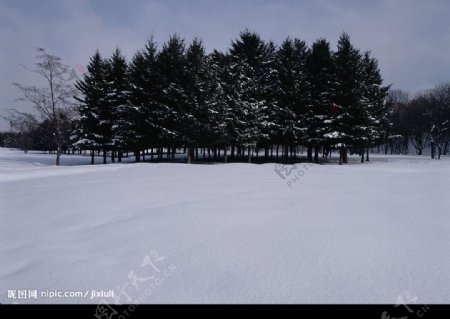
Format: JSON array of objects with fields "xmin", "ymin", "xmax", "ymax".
[{"xmin": 69, "ymin": 31, "xmax": 399, "ymax": 164}]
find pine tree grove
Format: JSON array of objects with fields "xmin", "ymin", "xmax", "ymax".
[{"xmin": 72, "ymin": 31, "xmax": 392, "ymax": 164}]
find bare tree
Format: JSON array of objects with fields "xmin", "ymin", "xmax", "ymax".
[
  {"xmin": 13, "ymin": 48, "xmax": 75, "ymax": 165},
  {"xmin": 387, "ymin": 89, "xmax": 410, "ymax": 154},
  {"xmin": 405, "ymin": 96, "xmax": 428, "ymax": 155},
  {"xmin": 425, "ymin": 84, "xmax": 450, "ymax": 159},
  {"xmin": 404, "ymin": 84, "xmax": 450, "ymax": 159},
  {"xmin": 1, "ymin": 109, "xmax": 39, "ymax": 153}
]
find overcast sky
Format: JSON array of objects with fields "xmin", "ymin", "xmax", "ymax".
[{"xmin": 1, "ymin": 0, "xmax": 449, "ymax": 130}]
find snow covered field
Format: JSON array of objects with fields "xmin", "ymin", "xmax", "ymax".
[{"xmin": 1, "ymin": 148, "xmax": 449, "ymax": 304}]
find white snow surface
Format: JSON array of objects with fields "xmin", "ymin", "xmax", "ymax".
[{"xmin": 1, "ymin": 148, "xmax": 450, "ymax": 304}]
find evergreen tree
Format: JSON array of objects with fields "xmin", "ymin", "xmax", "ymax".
[
  {"xmin": 106, "ymin": 48, "xmax": 133, "ymax": 162},
  {"xmin": 73, "ymin": 50, "xmax": 110, "ymax": 164},
  {"xmin": 360, "ymin": 51, "xmax": 391, "ymax": 161},
  {"xmin": 141, "ymin": 38, "xmax": 166, "ymax": 158},
  {"xmin": 277, "ymin": 38, "xmax": 310, "ymax": 161},
  {"xmin": 156, "ymin": 34, "xmax": 188, "ymax": 159},
  {"xmin": 128, "ymin": 50, "xmax": 150, "ymax": 161},
  {"xmin": 333, "ymin": 33, "xmax": 364, "ymax": 164},
  {"xmin": 184, "ymin": 38, "xmax": 211, "ymax": 163},
  {"xmin": 227, "ymin": 30, "xmax": 270, "ymax": 161},
  {"xmin": 259, "ymin": 41, "xmax": 281, "ymax": 157},
  {"xmin": 306, "ymin": 38, "xmax": 336, "ymax": 163},
  {"xmin": 209, "ymin": 50, "xmax": 235, "ymax": 161}
]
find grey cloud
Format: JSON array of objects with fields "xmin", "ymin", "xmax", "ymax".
[{"xmin": 1, "ymin": 0, "xmax": 449, "ymax": 130}]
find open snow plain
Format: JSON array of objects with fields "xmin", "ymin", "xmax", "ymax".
[{"xmin": 1, "ymin": 148, "xmax": 449, "ymax": 303}]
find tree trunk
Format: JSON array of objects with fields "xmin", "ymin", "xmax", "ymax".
[
  {"xmin": 343, "ymin": 148, "xmax": 348, "ymax": 164},
  {"xmin": 53, "ymin": 114, "xmax": 62, "ymax": 166},
  {"xmin": 91, "ymin": 150, "xmax": 95, "ymax": 165},
  {"xmin": 187, "ymin": 147, "xmax": 193, "ymax": 164},
  {"xmin": 224, "ymin": 148, "xmax": 228, "ymax": 164},
  {"xmin": 248, "ymin": 145, "xmax": 252, "ymax": 163},
  {"xmin": 55, "ymin": 149, "xmax": 60, "ymax": 166},
  {"xmin": 307, "ymin": 146, "xmax": 313, "ymax": 162},
  {"xmin": 103, "ymin": 150, "xmax": 107, "ymax": 164},
  {"xmin": 314, "ymin": 146, "xmax": 319, "ymax": 163},
  {"xmin": 284, "ymin": 144, "xmax": 289, "ymax": 163},
  {"xmin": 134, "ymin": 150, "xmax": 140, "ymax": 162},
  {"xmin": 366, "ymin": 148, "xmax": 370, "ymax": 162}
]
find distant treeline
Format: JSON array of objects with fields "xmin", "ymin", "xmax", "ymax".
[
  {"xmin": 4, "ymin": 31, "xmax": 449, "ymax": 163},
  {"xmin": 387, "ymin": 86, "xmax": 450, "ymax": 158}
]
